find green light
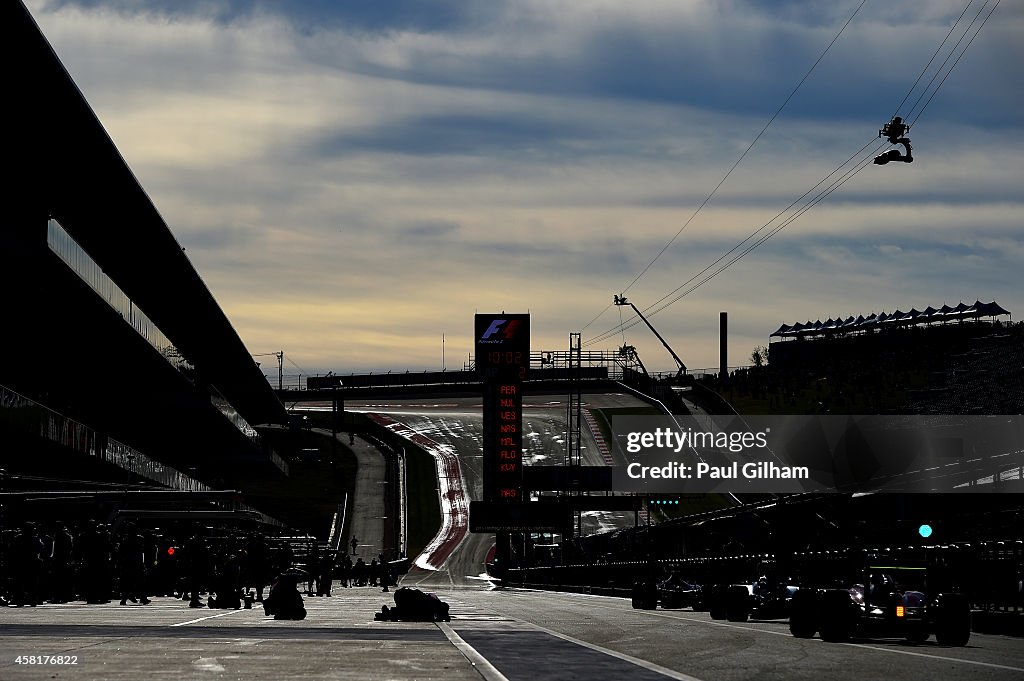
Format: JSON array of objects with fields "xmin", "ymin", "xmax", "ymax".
[{"xmin": 918, "ymin": 524, "xmax": 933, "ymax": 538}]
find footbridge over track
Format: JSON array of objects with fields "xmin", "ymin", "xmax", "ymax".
[
  {"xmin": 275, "ymin": 349, "xmax": 651, "ymax": 401},
  {"xmin": 275, "ymin": 367, "xmax": 618, "ymax": 401}
]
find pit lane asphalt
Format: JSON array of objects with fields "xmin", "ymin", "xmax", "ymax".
[
  {"xmin": 452, "ymin": 587, "xmax": 1024, "ymax": 681},
  {"xmin": 2, "ymin": 587, "xmax": 1022, "ymax": 681}
]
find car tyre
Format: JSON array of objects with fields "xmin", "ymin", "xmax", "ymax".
[
  {"xmin": 818, "ymin": 590, "xmax": 854, "ymax": 643},
  {"xmin": 725, "ymin": 585, "xmax": 750, "ymax": 622},
  {"xmin": 789, "ymin": 590, "xmax": 818, "ymax": 639},
  {"xmin": 934, "ymin": 593, "xmax": 971, "ymax": 647}
]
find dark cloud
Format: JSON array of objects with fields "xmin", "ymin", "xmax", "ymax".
[
  {"xmin": 39, "ymin": 0, "xmax": 1023, "ymax": 127},
  {"xmin": 634, "ymin": 188, "xmax": 1024, "ymax": 210},
  {"xmin": 729, "ymin": 1, "xmax": 873, "ymax": 28},
  {"xmin": 404, "ymin": 220, "xmax": 460, "ymax": 239},
  {"xmin": 309, "ymin": 113, "xmax": 601, "ymax": 158},
  {"xmin": 40, "ymin": 0, "xmax": 495, "ymax": 32},
  {"xmin": 178, "ymin": 223, "xmax": 259, "ymax": 252},
  {"xmin": 26, "ymin": 1, "xmax": 1021, "ymax": 370}
]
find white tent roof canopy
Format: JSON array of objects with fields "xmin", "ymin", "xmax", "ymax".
[{"xmin": 770, "ymin": 300, "xmax": 1011, "ymax": 339}]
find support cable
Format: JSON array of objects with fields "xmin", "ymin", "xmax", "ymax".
[
  {"xmin": 618, "ymin": 0, "xmax": 869, "ymax": 298},
  {"xmin": 585, "ymin": 137, "xmax": 882, "ymax": 346},
  {"xmin": 583, "ymin": 0, "xmax": 1001, "ymax": 347},
  {"xmin": 890, "ymin": 0, "xmax": 977, "ymax": 119},
  {"xmin": 582, "ymin": 1, "xmax": 868, "ymax": 332},
  {"xmin": 907, "ymin": 0, "xmax": 1000, "ymax": 127}
]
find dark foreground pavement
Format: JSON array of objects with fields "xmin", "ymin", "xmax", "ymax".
[
  {"xmin": 3, "ymin": 585, "xmax": 1024, "ymax": 681},
  {"xmin": 0, "ymin": 589, "xmax": 475, "ymax": 681}
]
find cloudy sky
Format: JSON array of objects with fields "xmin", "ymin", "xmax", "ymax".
[{"xmin": 26, "ymin": 0, "xmax": 1024, "ymax": 377}]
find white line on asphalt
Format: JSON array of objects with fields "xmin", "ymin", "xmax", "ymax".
[
  {"xmin": 170, "ymin": 610, "xmax": 246, "ymax": 627},
  {"xmin": 571, "ymin": 597, "xmax": 1024, "ymax": 673},
  {"xmin": 580, "ymin": 601, "xmax": 794, "ymax": 638},
  {"xmin": 437, "ymin": 622, "xmax": 510, "ymax": 681},
  {"xmin": 839, "ymin": 643, "xmax": 1024, "ymax": 673},
  {"xmin": 522, "ymin": 621, "xmax": 706, "ymax": 681}
]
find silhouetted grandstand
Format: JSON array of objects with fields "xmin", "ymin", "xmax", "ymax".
[
  {"xmin": 750, "ymin": 302, "xmax": 1021, "ymax": 416},
  {"xmin": 905, "ymin": 325, "xmax": 1024, "ymax": 415},
  {"xmin": 769, "ymin": 300, "xmax": 1010, "ymax": 341}
]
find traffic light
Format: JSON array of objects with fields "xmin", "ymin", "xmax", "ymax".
[{"xmin": 648, "ymin": 496, "xmax": 681, "ymax": 507}]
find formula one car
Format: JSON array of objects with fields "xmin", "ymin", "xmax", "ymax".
[
  {"xmin": 788, "ymin": 565, "xmax": 970, "ymax": 645},
  {"xmin": 631, "ymin": 578, "xmax": 658, "ymax": 610},
  {"xmin": 656, "ymin": 573, "xmax": 705, "ymax": 610},
  {"xmin": 631, "ymin": 573, "xmax": 705, "ymax": 610},
  {"xmin": 707, "ymin": 578, "xmax": 798, "ymax": 622}
]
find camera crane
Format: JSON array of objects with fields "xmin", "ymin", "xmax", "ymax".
[{"xmin": 613, "ymin": 295, "xmax": 687, "ymax": 379}]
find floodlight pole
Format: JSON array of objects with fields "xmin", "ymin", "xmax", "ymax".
[{"xmin": 252, "ymin": 351, "xmax": 285, "ymax": 389}]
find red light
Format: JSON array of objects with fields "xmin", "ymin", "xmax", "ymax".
[{"xmin": 167, "ymin": 547, "xmax": 176, "ymax": 556}]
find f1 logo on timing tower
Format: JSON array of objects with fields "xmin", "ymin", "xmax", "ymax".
[
  {"xmin": 475, "ymin": 313, "xmax": 530, "ymax": 379},
  {"xmin": 479, "ymin": 318, "xmax": 523, "ymax": 344}
]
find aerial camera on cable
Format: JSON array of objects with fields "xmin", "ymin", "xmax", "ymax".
[{"xmin": 874, "ymin": 116, "xmax": 913, "ymax": 165}]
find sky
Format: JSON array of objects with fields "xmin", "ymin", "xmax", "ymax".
[{"xmin": 25, "ymin": 0, "xmax": 1024, "ymax": 379}]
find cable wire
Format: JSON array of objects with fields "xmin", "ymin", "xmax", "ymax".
[
  {"xmin": 903, "ymin": 0, "xmax": 993, "ymax": 124},
  {"xmin": 617, "ymin": 0, "xmax": 869, "ymax": 298},
  {"xmin": 586, "ymin": 144, "xmax": 883, "ymax": 347},
  {"xmin": 579, "ymin": 1, "xmax": 868, "ymax": 334},
  {"xmin": 583, "ymin": 1, "xmax": 1000, "ymax": 349},
  {"xmin": 890, "ymin": 0, "xmax": 976, "ymax": 119},
  {"xmin": 584, "ymin": 137, "xmax": 882, "ymax": 346},
  {"xmin": 908, "ymin": 0, "xmax": 1000, "ymax": 127},
  {"xmin": 645, "ymin": 138, "xmax": 879, "ymax": 314},
  {"xmin": 580, "ymin": 302, "xmax": 612, "ymax": 332},
  {"xmin": 646, "ymin": 145, "xmax": 886, "ymax": 317}
]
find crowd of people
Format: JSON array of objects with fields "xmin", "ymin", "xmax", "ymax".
[{"xmin": 0, "ymin": 519, "xmax": 396, "ymax": 611}]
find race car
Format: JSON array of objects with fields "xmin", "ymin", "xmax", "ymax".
[
  {"xmin": 631, "ymin": 578, "xmax": 658, "ymax": 610},
  {"xmin": 631, "ymin": 573, "xmax": 705, "ymax": 611},
  {"xmin": 788, "ymin": 565, "xmax": 970, "ymax": 646},
  {"xmin": 707, "ymin": 578, "xmax": 799, "ymax": 622},
  {"xmin": 656, "ymin": 573, "xmax": 705, "ymax": 610}
]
